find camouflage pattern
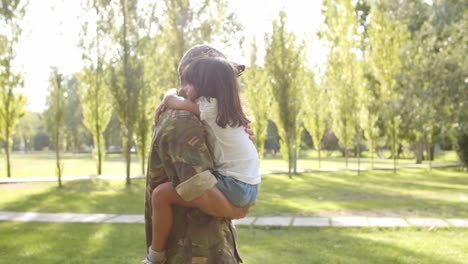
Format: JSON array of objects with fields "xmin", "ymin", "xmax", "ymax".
[{"xmin": 145, "ymin": 109, "xmax": 242, "ymax": 264}]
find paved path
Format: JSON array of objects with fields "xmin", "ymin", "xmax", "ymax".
[
  {"xmin": 1, "ymin": 163, "xmax": 464, "ymax": 227},
  {"xmin": 1, "ymin": 211, "xmax": 467, "ymax": 228},
  {"xmin": 0, "ymin": 163, "xmax": 461, "ymax": 184}
]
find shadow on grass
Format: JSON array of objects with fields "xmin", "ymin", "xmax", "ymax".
[
  {"xmin": 237, "ymin": 226, "xmax": 467, "ymax": 264},
  {"xmin": 0, "ymin": 222, "xmax": 466, "ymax": 264},
  {"xmin": 253, "ymin": 168, "xmax": 468, "ymax": 217},
  {"xmin": 0, "ymin": 221, "xmax": 145, "ymax": 264},
  {"xmin": 1, "ymin": 168, "xmax": 467, "ymax": 217},
  {"xmin": 0, "ymin": 178, "xmax": 146, "ymax": 214}
]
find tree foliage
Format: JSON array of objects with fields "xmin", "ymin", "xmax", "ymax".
[
  {"xmin": 367, "ymin": 1, "xmax": 409, "ymax": 171},
  {"xmin": 78, "ymin": 0, "xmax": 114, "ymax": 175},
  {"xmin": 243, "ymin": 37, "xmax": 270, "ymax": 160},
  {"xmin": 303, "ymin": 69, "xmax": 328, "ymax": 168},
  {"xmin": 321, "ymin": 0, "xmax": 363, "ymax": 167},
  {"xmin": 45, "ymin": 67, "xmax": 66, "ymax": 187},
  {"xmin": 265, "ymin": 10, "xmax": 305, "ymax": 177},
  {"xmin": 0, "ymin": 0, "xmax": 27, "ymax": 177}
]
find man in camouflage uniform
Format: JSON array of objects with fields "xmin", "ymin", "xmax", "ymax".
[{"xmin": 144, "ymin": 45, "xmax": 246, "ymax": 264}]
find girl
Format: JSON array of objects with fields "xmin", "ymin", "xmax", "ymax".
[{"xmin": 145, "ymin": 57, "xmax": 260, "ymax": 264}]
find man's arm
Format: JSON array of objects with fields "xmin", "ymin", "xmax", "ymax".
[{"xmin": 191, "ymin": 187, "xmax": 251, "ymax": 219}]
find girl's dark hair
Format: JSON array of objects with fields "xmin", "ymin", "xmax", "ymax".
[{"xmin": 181, "ymin": 57, "xmax": 250, "ymax": 128}]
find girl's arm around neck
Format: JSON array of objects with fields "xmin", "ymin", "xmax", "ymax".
[{"xmin": 164, "ymin": 95, "xmax": 200, "ymax": 116}]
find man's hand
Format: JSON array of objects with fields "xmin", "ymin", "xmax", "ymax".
[
  {"xmin": 231, "ymin": 201, "xmax": 256, "ymax": 219},
  {"xmin": 154, "ymin": 102, "xmax": 166, "ymax": 125}
]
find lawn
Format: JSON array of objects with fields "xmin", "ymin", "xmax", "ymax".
[
  {"xmin": 1, "ymin": 162, "xmax": 467, "ymax": 263},
  {"xmin": 1, "ymin": 168, "xmax": 467, "ymax": 218},
  {"xmin": 0, "ymin": 222, "xmax": 466, "ymax": 264},
  {"xmin": 0, "ymin": 150, "xmax": 461, "ymax": 178}
]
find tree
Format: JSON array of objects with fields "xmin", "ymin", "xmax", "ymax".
[
  {"xmin": 106, "ymin": 0, "xmax": 144, "ymax": 185},
  {"xmin": 134, "ymin": 1, "xmax": 159, "ymax": 175},
  {"xmin": 243, "ymin": 37, "xmax": 270, "ymax": 160},
  {"xmin": 64, "ymin": 76, "xmax": 89, "ymax": 152},
  {"xmin": 15, "ymin": 111, "xmax": 40, "ymax": 152},
  {"xmin": 321, "ymin": 0, "xmax": 363, "ymax": 168},
  {"xmin": 265, "ymin": 11, "xmax": 305, "ymax": 178},
  {"xmin": 0, "ymin": 0, "xmax": 27, "ymax": 177},
  {"xmin": 157, "ymin": 0, "xmax": 244, "ymax": 87},
  {"xmin": 303, "ymin": 69, "xmax": 328, "ymax": 168},
  {"xmin": 45, "ymin": 68, "xmax": 66, "ymax": 188},
  {"xmin": 78, "ymin": 0, "xmax": 114, "ymax": 174},
  {"xmin": 367, "ymin": 1, "xmax": 409, "ymax": 172}
]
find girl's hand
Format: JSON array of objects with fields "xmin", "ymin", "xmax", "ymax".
[
  {"xmin": 244, "ymin": 125, "xmax": 256, "ymax": 144},
  {"xmin": 163, "ymin": 94, "xmax": 184, "ymax": 109}
]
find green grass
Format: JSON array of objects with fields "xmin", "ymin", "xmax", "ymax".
[
  {"xmin": 1, "ymin": 168, "xmax": 467, "ymax": 218},
  {"xmin": 0, "ymin": 150, "xmax": 460, "ymax": 178},
  {"xmin": 261, "ymin": 150, "xmax": 460, "ymax": 171},
  {"xmin": 0, "ymin": 222, "xmax": 466, "ymax": 264},
  {"xmin": 0, "ymin": 152, "xmax": 143, "ymax": 178}
]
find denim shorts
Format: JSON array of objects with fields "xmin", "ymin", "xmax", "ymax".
[{"xmin": 213, "ymin": 171, "xmax": 258, "ymax": 207}]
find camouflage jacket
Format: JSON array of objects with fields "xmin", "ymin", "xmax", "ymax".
[{"xmin": 145, "ymin": 109, "xmax": 242, "ymax": 264}]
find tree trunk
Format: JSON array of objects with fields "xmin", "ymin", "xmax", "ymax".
[
  {"xmin": 6, "ymin": 135, "xmax": 11, "ymax": 178},
  {"xmin": 140, "ymin": 137, "xmax": 147, "ymax": 175},
  {"xmin": 122, "ymin": 0, "xmax": 132, "ymax": 186},
  {"xmin": 125, "ymin": 136, "xmax": 132, "ymax": 185},
  {"xmin": 357, "ymin": 132, "xmax": 361, "ymax": 175},
  {"xmin": 55, "ymin": 133, "xmax": 62, "ymax": 188},
  {"xmin": 293, "ymin": 144, "xmax": 297, "ymax": 174},
  {"xmin": 415, "ymin": 139, "xmax": 423, "ymax": 164},
  {"xmin": 97, "ymin": 137, "xmax": 103, "ymax": 175},
  {"xmin": 318, "ymin": 148, "xmax": 321, "ymax": 169}
]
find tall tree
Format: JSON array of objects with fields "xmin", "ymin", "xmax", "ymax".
[
  {"xmin": 78, "ymin": 0, "xmax": 113, "ymax": 175},
  {"xmin": 15, "ymin": 111, "xmax": 40, "ymax": 152},
  {"xmin": 64, "ymin": 75, "xmax": 88, "ymax": 152},
  {"xmin": 399, "ymin": 0, "xmax": 466, "ymax": 163},
  {"xmin": 303, "ymin": 69, "xmax": 327, "ymax": 168},
  {"xmin": 45, "ymin": 68, "xmax": 66, "ymax": 188},
  {"xmin": 243, "ymin": 37, "xmax": 270, "ymax": 160},
  {"xmin": 0, "ymin": 0, "xmax": 27, "ymax": 177},
  {"xmin": 107, "ymin": 0, "xmax": 144, "ymax": 185},
  {"xmin": 134, "ymin": 1, "xmax": 159, "ymax": 175},
  {"xmin": 265, "ymin": 11, "xmax": 305, "ymax": 178},
  {"xmin": 157, "ymin": 0, "xmax": 244, "ymax": 87},
  {"xmin": 321, "ymin": 0, "xmax": 362, "ymax": 168},
  {"xmin": 367, "ymin": 1, "xmax": 409, "ymax": 172}
]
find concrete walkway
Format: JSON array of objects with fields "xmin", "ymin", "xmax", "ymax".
[
  {"xmin": 1, "ymin": 163, "xmax": 464, "ymax": 227},
  {"xmin": 0, "ymin": 162, "xmax": 461, "ymax": 184},
  {"xmin": 1, "ymin": 211, "xmax": 467, "ymax": 227}
]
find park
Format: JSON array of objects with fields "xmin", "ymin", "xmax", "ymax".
[{"xmin": 1, "ymin": 0, "xmax": 467, "ymax": 263}]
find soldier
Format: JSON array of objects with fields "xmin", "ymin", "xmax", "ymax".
[{"xmin": 144, "ymin": 45, "xmax": 250, "ymax": 264}]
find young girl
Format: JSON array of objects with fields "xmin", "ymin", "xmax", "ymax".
[{"xmin": 145, "ymin": 57, "xmax": 260, "ymax": 264}]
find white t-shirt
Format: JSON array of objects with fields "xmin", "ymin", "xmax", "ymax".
[{"xmin": 197, "ymin": 97, "xmax": 260, "ymax": 185}]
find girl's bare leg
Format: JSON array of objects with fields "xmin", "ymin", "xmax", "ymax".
[{"xmin": 151, "ymin": 182, "xmax": 251, "ymax": 251}]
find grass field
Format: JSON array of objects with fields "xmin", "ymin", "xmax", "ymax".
[
  {"xmin": 0, "ymin": 222, "xmax": 466, "ymax": 264},
  {"xmin": 0, "ymin": 150, "xmax": 461, "ymax": 178},
  {"xmin": 0, "ymin": 153, "xmax": 466, "ymax": 264},
  {"xmin": 1, "ymin": 168, "xmax": 467, "ymax": 218}
]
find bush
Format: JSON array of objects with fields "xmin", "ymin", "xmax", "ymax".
[
  {"xmin": 455, "ymin": 132, "xmax": 468, "ymax": 168},
  {"xmin": 33, "ymin": 132, "xmax": 50, "ymax": 151}
]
